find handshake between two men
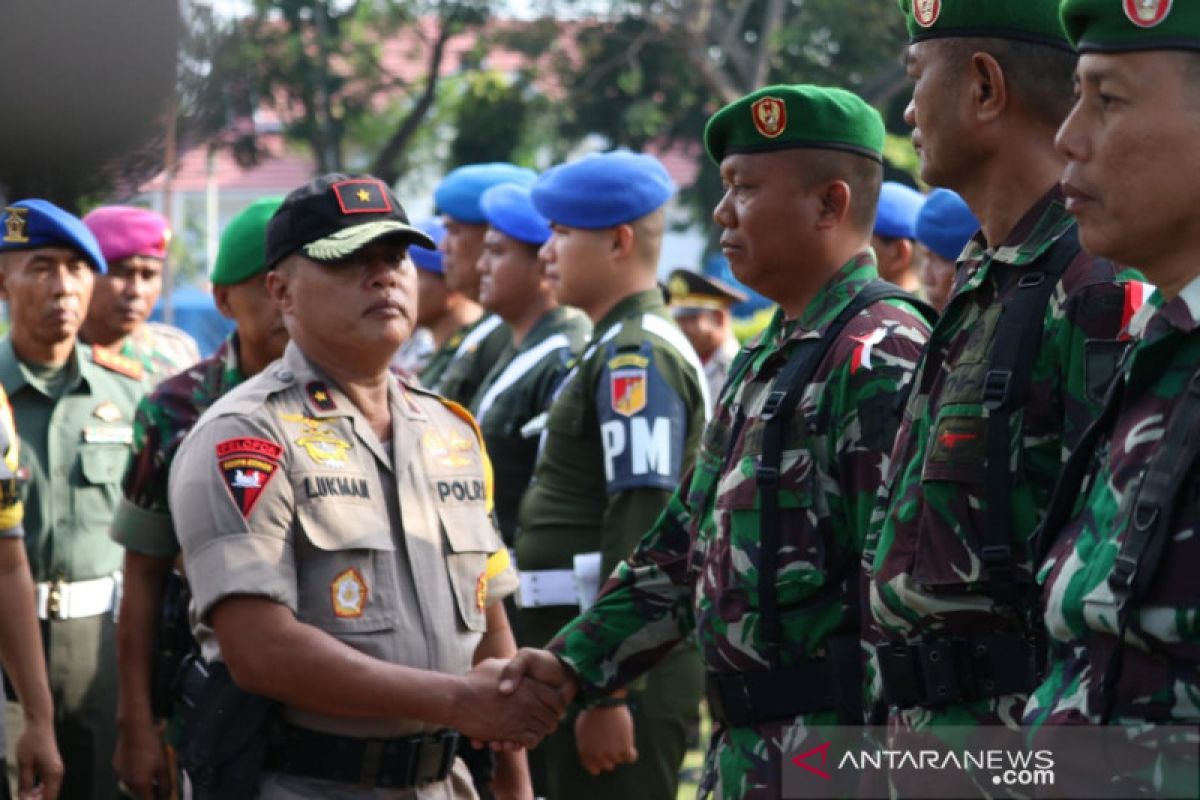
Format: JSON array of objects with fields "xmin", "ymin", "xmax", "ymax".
[{"xmin": 456, "ymin": 648, "xmax": 640, "ymax": 776}]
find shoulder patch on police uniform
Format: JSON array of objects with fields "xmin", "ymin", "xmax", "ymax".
[
  {"xmin": 596, "ymin": 345, "xmax": 687, "ymax": 493},
  {"xmin": 306, "ymin": 381, "xmax": 337, "ymax": 412},
  {"xmin": 330, "ymin": 567, "xmax": 368, "ymax": 618},
  {"xmin": 92, "ymin": 345, "xmax": 145, "ymax": 380},
  {"xmin": 216, "ymin": 437, "xmax": 283, "ymax": 518}
]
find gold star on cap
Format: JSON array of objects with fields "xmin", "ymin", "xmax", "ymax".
[{"xmin": 356, "ymin": 189, "xmax": 371, "ymax": 202}]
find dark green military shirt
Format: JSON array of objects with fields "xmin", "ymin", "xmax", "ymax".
[
  {"xmin": 0, "ymin": 339, "xmax": 145, "ymax": 581},
  {"xmin": 429, "ymin": 313, "xmax": 512, "ymax": 405},
  {"xmin": 469, "ymin": 306, "xmax": 591, "ymax": 545},
  {"xmin": 516, "ymin": 289, "xmax": 710, "ymax": 646}
]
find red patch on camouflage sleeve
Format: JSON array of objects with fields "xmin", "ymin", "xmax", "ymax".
[{"xmin": 216, "ymin": 437, "xmax": 284, "ymax": 518}]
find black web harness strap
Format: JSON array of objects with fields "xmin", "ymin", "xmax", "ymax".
[
  {"xmin": 754, "ymin": 282, "xmax": 935, "ymax": 723},
  {"xmin": 980, "ymin": 226, "xmax": 1080, "ymax": 608}
]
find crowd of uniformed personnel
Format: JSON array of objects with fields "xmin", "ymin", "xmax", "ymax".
[{"xmin": 0, "ymin": 0, "xmax": 1196, "ymax": 798}]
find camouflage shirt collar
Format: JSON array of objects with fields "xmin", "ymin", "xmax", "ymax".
[
  {"xmin": 215, "ymin": 333, "xmax": 244, "ymax": 381},
  {"xmin": 1156, "ymin": 274, "xmax": 1200, "ymax": 335},
  {"xmin": 765, "ymin": 250, "xmax": 880, "ymax": 347},
  {"xmin": 958, "ymin": 185, "xmax": 1073, "ymax": 276}
]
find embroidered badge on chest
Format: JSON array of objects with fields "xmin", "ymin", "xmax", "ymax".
[
  {"xmin": 216, "ymin": 437, "xmax": 284, "ymax": 518},
  {"xmin": 92, "ymin": 400, "xmax": 122, "ymax": 422},
  {"xmin": 280, "ymin": 413, "xmax": 353, "ymax": 469},
  {"xmin": 423, "ymin": 429, "xmax": 473, "ymax": 469},
  {"xmin": 331, "ymin": 567, "xmax": 368, "ymax": 618}
]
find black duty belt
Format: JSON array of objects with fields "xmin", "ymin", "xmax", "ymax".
[
  {"xmin": 263, "ymin": 724, "xmax": 459, "ymax": 789},
  {"xmin": 706, "ymin": 636, "xmax": 863, "ymax": 726},
  {"xmin": 877, "ymin": 631, "xmax": 1041, "ymax": 709}
]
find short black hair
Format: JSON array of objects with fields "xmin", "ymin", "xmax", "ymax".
[
  {"xmin": 943, "ymin": 37, "xmax": 1079, "ymax": 128},
  {"xmin": 795, "ymin": 150, "xmax": 884, "ymax": 235}
]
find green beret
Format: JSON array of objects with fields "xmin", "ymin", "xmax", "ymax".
[
  {"xmin": 211, "ymin": 197, "xmax": 283, "ymax": 286},
  {"xmin": 1062, "ymin": 0, "xmax": 1198, "ymax": 53},
  {"xmin": 704, "ymin": 85, "xmax": 885, "ymax": 165},
  {"xmin": 898, "ymin": 0, "xmax": 1072, "ymax": 49}
]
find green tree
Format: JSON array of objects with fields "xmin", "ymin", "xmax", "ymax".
[
  {"xmin": 448, "ymin": 71, "xmax": 532, "ymax": 167},
  {"xmin": 204, "ymin": 0, "xmax": 494, "ymax": 183}
]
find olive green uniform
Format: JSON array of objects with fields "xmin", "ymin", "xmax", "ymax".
[
  {"xmin": 0, "ymin": 339, "xmax": 145, "ymax": 800},
  {"xmin": 469, "ymin": 306, "xmax": 591, "ymax": 545},
  {"xmin": 428, "ymin": 315, "xmax": 512, "ymax": 405},
  {"xmin": 516, "ymin": 289, "xmax": 708, "ymax": 799}
]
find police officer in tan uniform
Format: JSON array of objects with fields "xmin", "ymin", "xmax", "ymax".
[{"xmin": 169, "ymin": 175, "xmax": 563, "ymax": 799}]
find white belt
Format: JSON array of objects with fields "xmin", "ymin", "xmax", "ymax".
[
  {"xmin": 516, "ymin": 551, "xmax": 603, "ymax": 609},
  {"xmin": 35, "ymin": 574, "xmax": 121, "ymax": 621},
  {"xmin": 516, "ymin": 569, "xmax": 577, "ymax": 608}
]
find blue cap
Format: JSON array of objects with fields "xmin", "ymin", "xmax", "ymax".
[
  {"xmin": 480, "ymin": 183, "xmax": 551, "ymax": 246},
  {"xmin": 409, "ymin": 218, "xmax": 446, "ymax": 275},
  {"xmin": 1, "ymin": 199, "xmax": 107, "ymax": 273},
  {"xmin": 434, "ymin": 163, "xmax": 538, "ymax": 225},
  {"xmin": 915, "ymin": 189, "xmax": 980, "ymax": 262},
  {"xmin": 873, "ymin": 182, "xmax": 924, "ymax": 240},
  {"xmin": 531, "ymin": 151, "xmax": 676, "ymax": 230}
]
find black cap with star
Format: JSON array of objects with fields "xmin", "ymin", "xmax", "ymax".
[{"xmin": 265, "ymin": 173, "xmax": 436, "ymax": 269}]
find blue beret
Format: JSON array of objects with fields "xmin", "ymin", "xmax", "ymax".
[
  {"xmin": 434, "ymin": 163, "xmax": 538, "ymax": 225},
  {"xmin": 915, "ymin": 189, "xmax": 980, "ymax": 262},
  {"xmin": 480, "ymin": 183, "xmax": 551, "ymax": 246},
  {"xmin": 874, "ymin": 182, "xmax": 925, "ymax": 240},
  {"xmin": 409, "ymin": 218, "xmax": 446, "ymax": 275},
  {"xmin": 531, "ymin": 151, "xmax": 676, "ymax": 230},
  {"xmin": 1, "ymin": 199, "xmax": 107, "ymax": 273}
]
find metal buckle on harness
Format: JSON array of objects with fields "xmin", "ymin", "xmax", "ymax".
[
  {"xmin": 1017, "ymin": 272, "xmax": 1046, "ymax": 288},
  {"xmin": 983, "ymin": 370, "xmax": 1012, "ymax": 410},
  {"xmin": 760, "ymin": 390, "xmax": 786, "ymax": 421},
  {"xmin": 756, "ymin": 467, "xmax": 779, "ymax": 488},
  {"xmin": 1108, "ymin": 554, "xmax": 1138, "ymax": 595}
]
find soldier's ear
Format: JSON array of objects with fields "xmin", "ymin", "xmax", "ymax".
[
  {"xmin": 815, "ymin": 179, "xmax": 852, "ymax": 230},
  {"xmin": 264, "ymin": 265, "xmax": 293, "ymax": 314}
]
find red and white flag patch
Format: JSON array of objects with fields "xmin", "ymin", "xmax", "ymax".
[
  {"xmin": 849, "ymin": 327, "xmax": 888, "ymax": 374},
  {"xmin": 216, "ymin": 437, "xmax": 284, "ymax": 518}
]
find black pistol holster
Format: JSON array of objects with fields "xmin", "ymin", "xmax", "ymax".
[{"xmin": 178, "ymin": 658, "xmax": 278, "ymax": 800}]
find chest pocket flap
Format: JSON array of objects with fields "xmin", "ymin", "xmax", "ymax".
[{"xmin": 437, "ymin": 501, "xmax": 499, "ymax": 632}]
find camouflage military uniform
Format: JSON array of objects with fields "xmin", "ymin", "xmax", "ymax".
[
  {"xmin": 111, "ymin": 333, "xmax": 243, "ymax": 558},
  {"xmin": 430, "ymin": 314, "xmax": 511, "ymax": 405},
  {"xmin": 469, "ymin": 307, "xmax": 590, "ymax": 545},
  {"xmin": 1026, "ymin": 283, "xmax": 1200, "ymax": 735},
  {"xmin": 517, "ymin": 288, "xmax": 708, "ymax": 800},
  {"xmin": 115, "ymin": 322, "xmax": 201, "ymax": 386},
  {"xmin": 549, "ymin": 254, "xmax": 932, "ymax": 798},
  {"xmin": 867, "ymin": 188, "xmax": 1138, "ymax": 731}
]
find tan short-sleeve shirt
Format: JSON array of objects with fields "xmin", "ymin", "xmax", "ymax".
[{"xmin": 170, "ymin": 342, "xmax": 516, "ymax": 739}]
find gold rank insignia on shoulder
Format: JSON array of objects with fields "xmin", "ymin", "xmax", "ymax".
[
  {"xmin": 306, "ymin": 381, "xmax": 337, "ymax": 412},
  {"xmin": 91, "ymin": 346, "xmax": 145, "ymax": 380},
  {"xmin": 330, "ymin": 567, "xmax": 367, "ymax": 618},
  {"xmin": 3, "ymin": 208, "xmax": 29, "ymax": 244}
]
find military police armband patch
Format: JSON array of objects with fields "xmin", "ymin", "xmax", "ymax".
[{"xmin": 595, "ymin": 351, "xmax": 687, "ymax": 493}]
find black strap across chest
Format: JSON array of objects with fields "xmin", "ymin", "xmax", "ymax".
[
  {"xmin": 757, "ymin": 280, "xmax": 936, "ymax": 666},
  {"xmin": 977, "ymin": 226, "xmax": 1080, "ymax": 609}
]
